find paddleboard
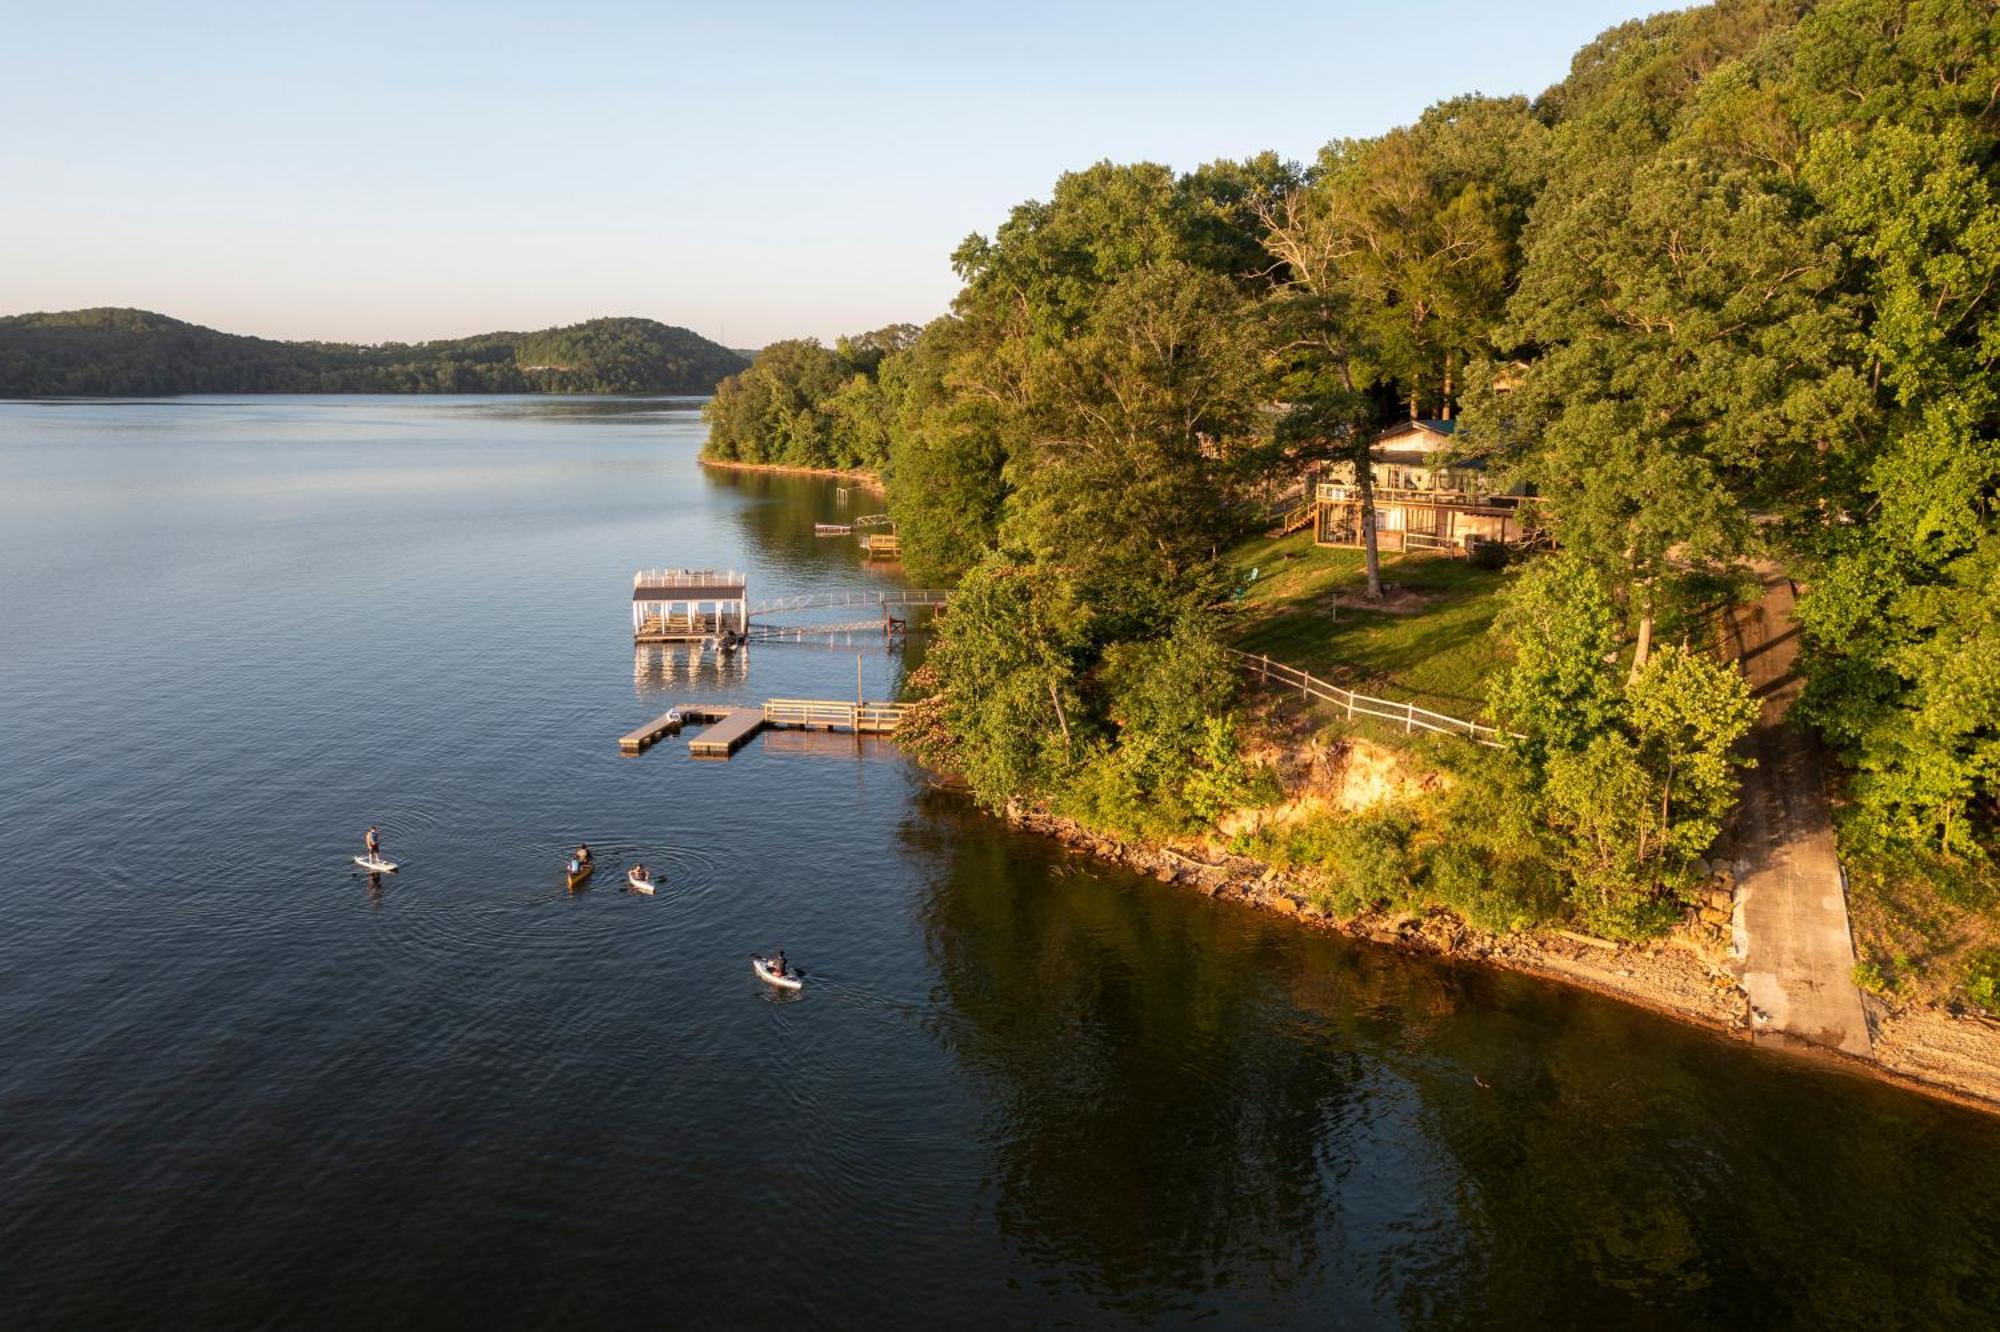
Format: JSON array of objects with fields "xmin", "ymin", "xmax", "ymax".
[
  {"xmin": 627, "ymin": 870, "xmax": 656, "ymax": 894},
  {"xmin": 353, "ymin": 856, "xmax": 399, "ymax": 873},
  {"xmin": 751, "ymin": 955, "xmax": 803, "ymax": 991}
]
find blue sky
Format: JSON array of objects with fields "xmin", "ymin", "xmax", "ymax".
[{"xmin": 1, "ymin": 1, "xmax": 1660, "ymax": 346}]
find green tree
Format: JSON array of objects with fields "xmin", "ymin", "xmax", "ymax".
[
  {"xmin": 1063, "ymin": 621, "xmax": 1253, "ymax": 837},
  {"xmin": 1539, "ymin": 646, "xmax": 1757, "ymax": 937},
  {"xmin": 1544, "ymin": 733, "xmax": 1667, "ymax": 936},
  {"xmin": 901, "ymin": 558, "xmax": 1094, "ymax": 809},
  {"xmin": 1000, "ymin": 260, "xmax": 1261, "ymax": 628},
  {"xmin": 1625, "ymin": 645, "xmax": 1761, "ymax": 864},
  {"xmin": 1792, "ymin": 114, "xmax": 2000, "ymax": 851},
  {"xmin": 1489, "ymin": 552, "xmax": 1622, "ymax": 757}
]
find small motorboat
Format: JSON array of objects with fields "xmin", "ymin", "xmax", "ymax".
[
  {"xmin": 353, "ymin": 856, "xmax": 399, "ymax": 873},
  {"xmin": 627, "ymin": 868, "xmax": 656, "ymax": 895},
  {"xmin": 751, "ymin": 954, "xmax": 802, "ymax": 991},
  {"xmin": 565, "ymin": 858, "xmax": 595, "ymax": 889}
]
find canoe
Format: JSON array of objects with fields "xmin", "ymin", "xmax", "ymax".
[
  {"xmin": 627, "ymin": 869, "xmax": 656, "ymax": 894},
  {"xmin": 353, "ymin": 855, "xmax": 399, "ymax": 873},
  {"xmin": 565, "ymin": 859, "xmax": 595, "ymax": 889},
  {"xmin": 751, "ymin": 955, "xmax": 802, "ymax": 991}
]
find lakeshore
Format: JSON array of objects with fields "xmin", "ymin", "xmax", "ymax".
[
  {"xmin": 6, "ymin": 396, "xmax": 2000, "ymax": 1324},
  {"xmin": 698, "ymin": 456, "xmax": 885, "ymax": 491},
  {"xmin": 1005, "ymin": 802, "xmax": 2000, "ymax": 1117}
]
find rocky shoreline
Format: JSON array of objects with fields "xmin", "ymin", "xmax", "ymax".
[{"xmin": 1005, "ymin": 804, "xmax": 2000, "ymax": 1117}]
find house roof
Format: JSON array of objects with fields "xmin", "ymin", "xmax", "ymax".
[{"xmin": 1374, "ymin": 418, "xmax": 1457, "ymax": 442}]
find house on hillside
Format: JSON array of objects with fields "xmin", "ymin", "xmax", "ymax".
[{"xmin": 1314, "ymin": 419, "xmax": 1541, "ymax": 554}]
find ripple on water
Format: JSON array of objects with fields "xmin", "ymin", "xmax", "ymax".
[{"xmin": 364, "ymin": 838, "xmax": 731, "ymax": 973}]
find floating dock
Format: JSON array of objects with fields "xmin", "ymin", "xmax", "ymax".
[
  {"xmin": 618, "ymin": 704, "xmax": 735, "ymax": 754},
  {"xmin": 687, "ymin": 707, "xmax": 766, "ymax": 758},
  {"xmin": 619, "ymin": 709, "xmax": 684, "ymax": 753},
  {"xmin": 619, "ymin": 699, "xmax": 910, "ymax": 759}
]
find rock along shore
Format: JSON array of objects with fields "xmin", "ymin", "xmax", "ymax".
[{"xmin": 1003, "ymin": 803, "xmax": 2000, "ymax": 1117}]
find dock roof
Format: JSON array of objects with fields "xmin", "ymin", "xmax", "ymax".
[{"xmin": 632, "ymin": 568, "xmax": 746, "ymax": 600}]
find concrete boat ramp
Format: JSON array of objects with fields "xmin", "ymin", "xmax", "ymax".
[{"xmin": 1721, "ymin": 565, "xmax": 1872, "ymax": 1059}]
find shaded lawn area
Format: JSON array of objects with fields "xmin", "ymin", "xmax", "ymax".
[{"xmin": 1221, "ymin": 531, "xmax": 1510, "ymax": 717}]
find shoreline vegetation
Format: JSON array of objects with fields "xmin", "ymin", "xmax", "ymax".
[
  {"xmin": 693, "ymin": 0, "xmax": 2000, "ymax": 1109},
  {"xmin": 0, "ymin": 308, "xmax": 747, "ymax": 397}
]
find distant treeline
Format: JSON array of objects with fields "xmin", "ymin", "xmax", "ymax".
[{"xmin": 0, "ymin": 308, "xmax": 748, "ymax": 396}]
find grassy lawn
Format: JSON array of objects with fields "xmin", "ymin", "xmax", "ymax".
[{"xmin": 1222, "ymin": 531, "xmax": 1510, "ymax": 719}]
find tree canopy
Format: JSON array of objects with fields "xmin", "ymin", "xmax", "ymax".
[{"xmin": 712, "ymin": 0, "xmax": 2000, "ymax": 871}]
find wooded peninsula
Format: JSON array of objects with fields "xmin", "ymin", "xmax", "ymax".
[
  {"xmin": 0, "ymin": 308, "xmax": 747, "ymax": 397},
  {"xmin": 701, "ymin": 0, "xmax": 2000, "ymax": 1068}
]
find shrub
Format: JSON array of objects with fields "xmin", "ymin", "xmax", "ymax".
[{"xmin": 1966, "ymin": 950, "xmax": 2000, "ymax": 1012}]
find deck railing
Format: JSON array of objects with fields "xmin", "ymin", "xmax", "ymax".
[
  {"xmin": 1228, "ymin": 648, "xmax": 1518, "ymax": 747},
  {"xmin": 860, "ymin": 533, "xmax": 902, "ymax": 556},
  {"xmin": 1315, "ymin": 483, "xmax": 1523, "ymax": 507},
  {"xmin": 1272, "ymin": 501, "xmax": 1314, "ymax": 535},
  {"xmin": 747, "ymin": 588, "xmax": 950, "ymax": 617},
  {"xmin": 762, "ymin": 699, "xmax": 908, "ymax": 733},
  {"xmin": 633, "ymin": 568, "xmax": 747, "ymax": 588}
]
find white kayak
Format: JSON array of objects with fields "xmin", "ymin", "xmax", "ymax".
[
  {"xmin": 627, "ymin": 870, "xmax": 657, "ymax": 894},
  {"xmin": 353, "ymin": 856, "xmax": 399, "ymax": 873},
  {"xmin": 751, "ymin": 955, "xmax": 802, "ymax": 991}
]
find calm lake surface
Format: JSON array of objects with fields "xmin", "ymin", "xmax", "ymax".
[{"xmin": 2, "ymin": 395, "xmax": 1997, "ymax": 1328}]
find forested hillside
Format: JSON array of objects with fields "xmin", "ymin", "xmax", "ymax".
[
  {"xmin": 704, "ymin": 0, "xmax": 2000, "ymax": 985},
  {"xmin": 0, "ymin": 309, "xmax": 747, "ymax": 396}
]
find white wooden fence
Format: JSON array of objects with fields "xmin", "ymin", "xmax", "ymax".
[{"xmin": 1228, "ymin": 648, "xmax": 1517, "ymax": 747}]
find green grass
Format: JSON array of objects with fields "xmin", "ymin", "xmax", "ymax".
[{"xmin": 1222, "ymin": 532, "xmax": 1509, "ymax": 719}]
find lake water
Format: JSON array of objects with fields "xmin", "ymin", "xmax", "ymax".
[{"xmin": 2, "ymin": 395, "xmax": 1997, "ymax": 1328}]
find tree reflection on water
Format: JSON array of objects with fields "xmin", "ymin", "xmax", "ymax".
[{"xmin": 904, "ymin": 791, "xmax": 2000, "ymax": 1325}]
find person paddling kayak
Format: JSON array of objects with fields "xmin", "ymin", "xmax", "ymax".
[{"xmin": 751, "ymin": 951, "xmax": 802, "ymax": 990}]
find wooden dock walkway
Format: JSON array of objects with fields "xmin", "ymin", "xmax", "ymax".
[
  {"xmin": 688, "ymin": 707, "xmax": 766, "ymax": 757},
  {"xmin": 619, "ymin": 699, "xmax": 910, "ymax": 759},
  {"xmin": 618, "ymin": 704, "xmax": 734, "ymax": 754}
]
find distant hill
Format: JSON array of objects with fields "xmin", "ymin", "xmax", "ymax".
[{"xmin": 0, "ymin": 308, "xmax": 749, "ymax": 397}]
